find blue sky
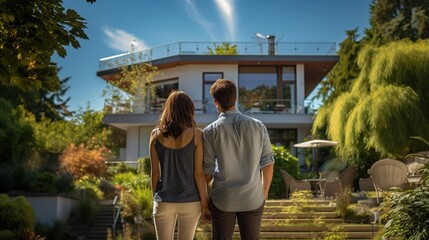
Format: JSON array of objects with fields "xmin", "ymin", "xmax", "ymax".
[{"xmin": 53, "ymin": 0, "xmax": 372, "ymax": 112}]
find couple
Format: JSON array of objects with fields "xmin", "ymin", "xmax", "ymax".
[{"xmin": 149, "ymin": 79, "xmax": 275, "ymax": 240}]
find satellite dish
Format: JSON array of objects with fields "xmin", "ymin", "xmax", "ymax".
[{"xmin": 256, "ymin": 33, "xmax": 267, "ymax": 39}]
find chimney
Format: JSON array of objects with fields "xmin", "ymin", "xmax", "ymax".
[{"xmin": 267, "ymin": 35, "xmax": 275, "ymax": 55}]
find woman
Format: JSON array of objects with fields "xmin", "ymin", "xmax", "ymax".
[{"xmin": 149, "ymin": 90, "xmax": 209, "ymax": 240}]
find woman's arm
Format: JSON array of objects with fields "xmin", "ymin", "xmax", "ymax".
[
  {"xmin": 149, "ymin": 129, "xmax": 160, "ymax": 196},
  {"xmin": 194, "ymin": 128, "xmax": 210, "ymax": 222}
]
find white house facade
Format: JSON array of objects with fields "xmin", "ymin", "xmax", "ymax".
[{"xmin": 96, "ymin": 41, "xmax": 338, "ymax": 166}]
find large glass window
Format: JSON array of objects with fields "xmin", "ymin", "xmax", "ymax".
[
  {"xmin": 155, "ymin": 79, "xmax": 178, "ymax": 99},
  {"xmin": 151, "ymin": 79, "xmax": 178, "ymax": 112},
  {"xmin": 268, "ymin": 129, "xmax": 297, "ymax": 147},
  {"xmin": 282, "ymin": 66, "xmax": 296, "ymax": 112},
  {"xmin": 238, "ymin": 66, "xmax": 277, "ymax": 112},
  {"xmin": 203, "ymin": 73, "xmax": 223, "ymax": 113}
]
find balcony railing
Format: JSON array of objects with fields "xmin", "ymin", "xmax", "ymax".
[
  {"xmin": 104, "ymin": 98, "xmax": 315, "ymax": 115},
  {"xmin": 99, "ymin": 41, "xmax": 337, "ymax": 71}
]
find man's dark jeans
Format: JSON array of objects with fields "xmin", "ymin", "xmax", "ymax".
[{"xmin": 209, "ymin": 199, "xmax": 264, "ymax": 240}]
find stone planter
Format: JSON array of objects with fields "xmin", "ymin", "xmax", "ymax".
[{"xmin": 9, "ymin": 192, "xmax": 78, "ymax": 227}]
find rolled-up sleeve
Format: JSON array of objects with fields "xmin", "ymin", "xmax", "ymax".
[
  {"xmin": 260, "ymin": 125, "xmax": 275, "ymax": 168},
  {"xmin": 203, "ymin": 127, "xmax": 216, "ymax": 174}
]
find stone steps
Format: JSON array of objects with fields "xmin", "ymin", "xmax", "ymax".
[
  {"xmin": 83, "ymin": 198, "xmax": 381, "ymax": 239},
  {"xmin": 84, "ymin": 202, "xmax": 115, "ymax": 240},
  {"xmin": 196, "ymin": 199, "xmax": 381, "ymax": 239}
]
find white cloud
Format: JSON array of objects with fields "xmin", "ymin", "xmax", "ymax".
[
  {"xmin": 102, "ymin": 27, "xmax": 148, "ymax": 52},
  {"xmin": 214, "ymin": 0, "xmax": 235, "ymax": 41},
  {"xmin": 184, "ymin": 0, "xmax": 215, "ymax": 40}
]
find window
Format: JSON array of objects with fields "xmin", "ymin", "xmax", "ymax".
[
  {"xmin": 239, "ymin": 66, "xmax": 296, "ymax": 113},
  {"xmin": 268, "ymin": 129, "xmax": 297, "ymax": 148},
  {"xmin": 155, "ymin": 78, "xmax": 178, "ymax": 100},
  {"xmin": 152, "ymin": 79, "xmax": 178, "ymax": 112},
  {"xmin": 238, "ymin": 66, "xmax": 277, "ymax": 112},
  {"xmin": 282, "ymin": 66, "xmax": 296, "ymax": 110},
  {"xmin": 203, "ymin": 73, "xmax": 223, "ymax": 113}
]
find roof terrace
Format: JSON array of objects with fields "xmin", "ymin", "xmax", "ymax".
[{"xmin": 99, "ymin": 41, "xmax": 337, "ymax": 71}]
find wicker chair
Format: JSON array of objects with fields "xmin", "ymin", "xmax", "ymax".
[
  {"xmin": 280, "ymin": 169, "xmax": 311, "ymax": 198},
  {"xmin": 321, "ymin": 166, "xmax": 356, "ymax": 198},
  {"xmin": 369, "ymin": 159, "xmax": 408, "ymax": 204}
]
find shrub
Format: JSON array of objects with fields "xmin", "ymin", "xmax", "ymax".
[
  {"xmin": 0, "ymin": 230, "xmax": 16, "ymax": 240},
  {"xmin": 112, "ymin": 172, "xmax": 150, "ymax": 191},
  {"xmin": 0, "ymin": 164, "xmax": 15, "ymax": 192},
  {"xmin": 133, "ymin": 186, "xmax": 153, "ymax": 220},
  {"xmin": 74, "ymin": 176, "xmax": 104, "ymax": 200},
  {"xmin": 336, "ymin": 186, "xmax": 352, "ymax": 219},
  {"xmin": 269, "ymin": 145, "xmax": 301, "ymax": 199},
  {"xmin": 59, "ymin": 143, "xmax": 108, "ymax": 179},
  {"xmin": 55, "ymin": 173, "xmax": 75, "ymax": 193},
  {"xmin": 381, "ymin": 186, "xmax": 429, "ymax": 239},
  {"xmin": 0, "ymin": 195, "xmax": 35, "ymax": 237},
  {"xmin": 120, "ymin": 191, "xmax": 141, "ymax": 223},
  {"xmin": 138, "ymin": 157, "xmax": 151, "ymax": 176},
  {"xmin": 31, "ymin": 172, "xmax": 57, "ymax": 193}
]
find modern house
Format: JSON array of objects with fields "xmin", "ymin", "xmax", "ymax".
[{"xmin": 96, "ymin": 39, "xmax": 338, "ymax": 166}]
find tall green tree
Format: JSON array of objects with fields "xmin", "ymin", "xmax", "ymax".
[
  {"xmin": 0, "ymin": 0, "xmax": 92, "ymax": 119},
  {"xmin": 0, "ymin": 68, "xmax": 72, "ymax": 120},
  {"xmin": 367, "ymin": 0, "xmax": 429, "ymax": 46},
  {"xmin": 313, "ymin": 40, "xmax": 429, "ymax": 171},
  {"xmin": 0, "ymin": 99, "xmax": 34, "ymax": 166},
  {"xmin": 315, "ymin": 29, "xmax": 364, "ymax": 104}
]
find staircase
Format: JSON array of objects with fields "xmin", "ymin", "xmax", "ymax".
[
  {"xmin": 83, "ymin": 198, "xmax": 381, "ymax": 239},
  {"xmin": 196, "ymin": 199, "xmax": 381, "ymax": 239},
  {"xmin": 84, "ymin": 200, "xmax": 115, "ymax": 240}
]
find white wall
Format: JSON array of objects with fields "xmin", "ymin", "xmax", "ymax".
[
  {"xmin": 138, "ymin": 126, "xmax": 152, "ymax": 158},
  {"xmin": 296, "ymin": 64, "xmax": 305, "ymax": 113},
  {"xmin": 11, "ymin": 195, "xmax": 78, "ymax": 227},
  {"xmin": 126, "ymin": 126, "xmax": 139, "ymax": 162},
  {"xmin": 176, "ymin": 64, "xmax": 238, "ymax": 100},
  {"xmin": 295, "ymin": 126, "xmax": 312, "ymax": 165}
]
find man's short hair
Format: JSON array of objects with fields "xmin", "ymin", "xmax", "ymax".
[{"xmin": 210, "ymin": 79, "xmax": 237, "ymax": 110}]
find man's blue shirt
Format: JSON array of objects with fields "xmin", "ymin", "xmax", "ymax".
[{"xmin": 203, "ymin": 109, "xmax": 274, "ymax": 212}]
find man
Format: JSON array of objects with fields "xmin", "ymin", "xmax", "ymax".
[{"xmin": 203, "ymin": 79, "xmax": 275, "ymax": 240}]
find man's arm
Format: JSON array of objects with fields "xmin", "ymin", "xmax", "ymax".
[
  {"xmin": 203, "ymin": 127, "xmax": 216, "ymax": 190},
  {"xmin": 261, "ymin": 163, "xmax": 274, "ymax": 200}
]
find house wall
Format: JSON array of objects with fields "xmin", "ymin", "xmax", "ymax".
[
  {"xmin": 296, "ymin": 64, "xmax": 305, "ymax": 113},
  {"xmin": 126, "ymin": 126, "xmax": 140, "ymax": 162},
  {"xmin": 155, "ymin": 64, "xmax": 238, "ymax": 100},
  {"xmin": 138, "ymin": 126, "xmax": 152, "ymax": 158},
  {"xmin": 124, "ymin": 63, "xmax": 310, "ymax": 162}
]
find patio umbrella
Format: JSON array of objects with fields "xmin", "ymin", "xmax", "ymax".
[{"xmin": 294, "ymin": 139, "xmax": 339, "ymax": 174}]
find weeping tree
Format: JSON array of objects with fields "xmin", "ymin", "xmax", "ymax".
[{"xmin": 313, "ymin": 40, "xmax": 429, "ymax": 175}]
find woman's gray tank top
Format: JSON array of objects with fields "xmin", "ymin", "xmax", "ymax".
[{"xmin": 153, "ymin": 129, "xmax": 200, "ymax": 203}]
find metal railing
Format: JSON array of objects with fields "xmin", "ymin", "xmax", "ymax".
[
  {"xmin": 99, "ymin": 41, "xmax": 336, "ymax": 71},
  {"xmin": 112, "ymin": 195, "xmax": 121, "ymax": 236},
  {"xmin": 104, "ymin": 98, "xmax": 316, "ymax": 115}
]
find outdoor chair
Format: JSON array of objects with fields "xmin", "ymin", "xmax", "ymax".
[
  {"xmin": 369, "ymin": 158, "xmax": 409, "ymax": 205},
  {"xmin": 280, "ymin": 169, "xmax": 311, "ymax": 199},
  {"xmin": 320, "ymin": 166, "xmax": 356, "ymax": 198},
  {"xmin": 358, "ymin": 177, "xmax": 375, "ymax": 191}
]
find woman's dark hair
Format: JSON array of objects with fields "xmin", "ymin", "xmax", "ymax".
[
  {"xmin": 158, "ymin": 90, "xmax": 196, "ymax": 138},
  {"xmin": 210, "ymin": 79, "xmax": 237, "ymax": 110}
]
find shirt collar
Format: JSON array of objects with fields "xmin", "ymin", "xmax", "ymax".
[{"xmin": 219, "ymin": 109, "xmax": 240, "ymax": 118}]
